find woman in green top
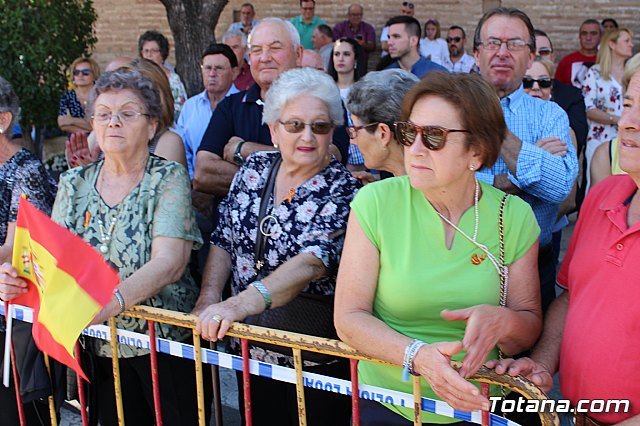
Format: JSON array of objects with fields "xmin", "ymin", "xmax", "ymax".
[
  {"xmin": 0, "ymin": 69, "xmax": 209, "ymax": 425},
  {"xmin": 335, "ymin": 72, "xmax": 543, "ymax": 424}
]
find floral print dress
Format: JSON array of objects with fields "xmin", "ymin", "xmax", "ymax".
[
  {"xmin": 582, "ymin": 64, "xmax": 622, "ymax": 168},
  {"xmin": 212, "ymin": 151, "xmax": 360, "ymax": 366}
]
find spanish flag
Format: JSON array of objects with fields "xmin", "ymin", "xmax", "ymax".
[{"xmin": 10, "ymin": 198, "xmax": 120, "ymax": 380}]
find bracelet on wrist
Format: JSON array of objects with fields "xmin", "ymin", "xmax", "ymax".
[
  {"xmin": 402, "ymin": 339, "xmax": 426, "ymax": 382},
  {"xmin": 250, "ymin": 280, "xmax": 272, "ymax": 310},
  {"xmin": 113, "ymin": 288, "xmax": 126, "ymax": 314}
]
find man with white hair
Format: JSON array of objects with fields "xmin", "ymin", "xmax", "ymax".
[
  {"xmin": 222, "ymin": 29, "xmax": 254, "ymax": 91},
  {"xmin": 194, "ymin": 18, "xmax": 349, "ymax": 202}
]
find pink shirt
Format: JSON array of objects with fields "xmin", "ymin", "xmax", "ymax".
[{"xmin": 557, "ymin": 175, "xmax": 640, "ymax": 424}]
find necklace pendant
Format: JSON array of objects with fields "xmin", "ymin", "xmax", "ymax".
[
  {"xmin": 471, "ymin": 253, "xmax": 486, "ymax": 265},
  {"xmin": 99, "ymin": 244, "xmax": 109, "ymax": 254}
]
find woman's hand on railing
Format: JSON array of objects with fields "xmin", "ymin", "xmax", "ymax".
[
  {"xmin": 413, "ymin": 341, "xmax": 491, "ymax": 412},
  {"xmin": 485, "ymin": 357, "xmax": 554, "ymax": 392},
  {"xmin": 0, "ymin": 262, "xmax": 27, "ymax": 302},
  {"xmin": 196, "ymin": 299, "xmax": 250, "ymax": 342}
]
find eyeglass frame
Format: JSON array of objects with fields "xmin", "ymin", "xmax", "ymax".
[
  {"xmin": 201, "ymin": 64, "xmax": 231, "ymax": 74},
  {"xmin": 347, "ymin": 122, "xmax": 380, "ymax": 139},
  {"xmin": 446, "ymin": 36, "xmax": 463, "ymax": 44},
  {"xmin": 476, "ymin": 37, "xmax": 534, "ymax": 52},
  {"xmin": 522, "ymin": 76, "xmax": 553, "ymax": 89},
  {"xmin": 277, "ymin": 120, "xmax": 335, "ymax": 135},
  {"xmin": 394, "ymin": 121, "xmax": 470, "ymax": 151},
  {"xmin": 92, "ymin": 110, "xmax": 151, "ymax": 125}
]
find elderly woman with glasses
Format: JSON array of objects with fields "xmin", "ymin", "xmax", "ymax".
[
  {"xmin": 58, "ymin": 57, "xmax": 101, "ymax": 134},
  {"xmin": 2, "ymin": 69, "xmax": 209, "ymax": 425},
  {"xmin": 195, "ymin": 67, "xmax": 359, "ymax": 426},
  {"xmin": 345, "ymin": 69, "xmax": 418, "ymax": 183},
  {"xmin": 335, "ymin": 72, "xmax": 542, "ymax": 425}
]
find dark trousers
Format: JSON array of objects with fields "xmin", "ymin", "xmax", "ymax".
[
  {"xmin": 538, "ymin": 244, "xmax": 557, "ymax": 313},
  {"xmin": 92, "ymin": 352, "xmax": 212, "ymax": 426},
  {"xmin": 237, "ymin": 358, "xmax": 351, "ymax": 426},
  {"xmin": 359, "ymin": 398, "xmax": 474, "ymax": 426}
]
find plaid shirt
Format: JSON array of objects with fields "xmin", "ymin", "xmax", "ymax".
[{"xmin": 476, "ymin": 86, "xmax": 578, "ymax": 246}]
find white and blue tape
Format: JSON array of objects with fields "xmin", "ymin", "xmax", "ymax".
[{"xmin": 1, "ymin": 304, "xmax": 521, "ymax": 426}]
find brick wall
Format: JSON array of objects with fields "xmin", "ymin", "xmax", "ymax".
[{"xmin": 92, "ymin": 0, "xmax": 640, "ymax": 72}]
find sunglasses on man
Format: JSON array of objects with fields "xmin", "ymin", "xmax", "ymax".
[
  {"xmin": 402, "ymin": 2, "xmax": 414, "ymax": 9},
  {"xmin": 522, "ymin": 76, "xmax": 553, "ymax": 89},
  {"xmin": 446, "ymin": 36, "xmax": 463, "ymax": 43}
]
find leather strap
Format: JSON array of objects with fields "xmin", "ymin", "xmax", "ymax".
[{"xmin": 254, "ymin": 154, "xmax": 282, "ymax": 271}]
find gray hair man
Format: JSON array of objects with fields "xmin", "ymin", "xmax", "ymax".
[{"xmin": 222, "ymin": 29, "xmax": 254, "ymax": 91}]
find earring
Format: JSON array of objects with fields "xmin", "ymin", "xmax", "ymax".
[
  {"xmin": 273, "ymin": 143, "xmax": 279, "ymax": 149},
  {"xmin": 0, "ymin": 128, "xmax": 4, "ymax": 134},
  {"xmin": 469, "ymin": 165, "xmax": 475, "ymax": 171}
]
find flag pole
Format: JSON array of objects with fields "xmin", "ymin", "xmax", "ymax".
[
  {"xmin": 3, "ymin": 302, "xmax": 13, "ymax": 388},
  {"xmin": 42, "ymin": 354, "xmax": 58, "ymax": 426}
]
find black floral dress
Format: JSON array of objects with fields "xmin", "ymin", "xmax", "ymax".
[{"xmin": 212, "ymin": 151, "xmax": 360, "ymax": 365}]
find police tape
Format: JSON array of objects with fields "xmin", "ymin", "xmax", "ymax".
[{"xmin": 2, "ymin": 304, "xmax": 521, "ymax": 426}]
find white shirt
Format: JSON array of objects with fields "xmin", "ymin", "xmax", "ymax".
[
  {"xmin": 419, "ymin": 38, "xmax": 448, "ymax": 65},
  {"xmin": 441, "ymin": 51, "xmax": 476, "ymax": 73}
]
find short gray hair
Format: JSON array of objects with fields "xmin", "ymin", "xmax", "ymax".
[
  {"xmin": 0, "ymin": 76, "xmax": 20, "ymax": 139},
  {"xmin": 89, "ymin": 70, "xmax": 163, "ymax": 121},
  {"xmin": 222, "ymin": 29, "xmax": 248, "ymax": 48},
  {"xmin": 249, "ymin": 18, "xmax": 301, "ymax": 51},
  {"xmin": 263, "ymin": 68, "xmax": 343, "ymax": 126},
  {"xmin": 346, "ymin": 69, "xmax": 418, "ymax": 128}
]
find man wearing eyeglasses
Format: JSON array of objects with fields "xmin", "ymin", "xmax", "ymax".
[
  {"xmin": 554, "ymin": 19, "xmax": 601, "ymax": 88},
  {"xmin": 473, "ymin": 7, "xmax": 578, "ymax": 313},
  {"xmin": 441, "ymin": 25, "xmax": 475, "ymax": 73},
  {"xmin": 290, "ymin": 0, "xmax": 327, "ymax": 50},
  {"xmin": 380, "ymin": 2, "xmax": 415, "ymax": 57}
]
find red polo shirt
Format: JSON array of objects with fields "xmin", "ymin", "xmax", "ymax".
[{"xmin": 557, "ymin": 175, "xmax": 640, "ymax": 424}]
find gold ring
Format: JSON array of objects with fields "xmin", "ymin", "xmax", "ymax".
[{"xmin": 212, "ymin": 314, "xmax": 222, "ymax": 323}]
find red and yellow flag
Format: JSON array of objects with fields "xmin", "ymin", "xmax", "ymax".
[{"xmin": 10, "ymin": 198, "xmax": 120, "ymax": 380}]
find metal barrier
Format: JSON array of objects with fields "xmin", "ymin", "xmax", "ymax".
[{"xmin": 4, "ymin": 304, "xmax": 559, "ymax": 426}]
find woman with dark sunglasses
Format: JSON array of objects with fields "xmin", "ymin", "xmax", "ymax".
[
  {"xmin": 195, "ymin": 68, "xmax": 359, "ymax": 426},
  {"xmin": 57, "ymin": 57, "xmax": 100, "ymax": 134},
  {"xmin": 335, "ymin": 72, "xmax": 542, "ymax": 425}
]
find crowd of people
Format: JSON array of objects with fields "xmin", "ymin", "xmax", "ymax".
[{"xmin": 0, "ymin": 3, "xmax": 639, "ymax": 426}]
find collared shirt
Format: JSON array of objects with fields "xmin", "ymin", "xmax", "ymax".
[
  {"xmin": 441, "ymin": 51, "xmax": 476, "ymax": 73},
  {"xmin": 557, "ymin": 175, "xmax": 640, "ymax": 424},
  {"xmin": 227, "ymin": 19, "xmax": 260, "ymax": 34},
  {"xmin": 385, "ymin": 56, "xmax": 447, "ymax": 79},
  {"xmin": 198, "ymin": 83, "xmax": 350, "ymax": 163},
  {"xmin": 476, "ymin": 86, "xmax": 578, "ymax": 246},
  {"xmin": 176, "ymin": 85, "xmax": 239, "ymax": 179},
  {"xmin": 290, "ymin": 15, "xmax": 327, "ymax": 50},
  {"xmin": 234, "ymin": 61, "xmax": 254, "ymax": 91},
  {"xmin": 332, "ymin": 20, "xmax": 376, "ymax": 60}
]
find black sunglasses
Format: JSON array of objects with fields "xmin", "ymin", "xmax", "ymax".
[
  {"xmin": 394, "ymin": 121, "xmax": 470, "ymax": 150},
  {"xmin": 73, "ymin": 69, "xmax": 92, "ymax": 76},
  {"xmin": 278, "ymin": 120, "xmax": 334, "ymax": 135},
  {"xmin": 402, "ymin": 2, "xmax": 415, "ymax": 9},
  {"xmin": 522, "ymin": 76, "xmax": 553, "ymax": 89},
  {"xmin": 446, "ymin": 36, "xmax": 463, "ymax": 43}
]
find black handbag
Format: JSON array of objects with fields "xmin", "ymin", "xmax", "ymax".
[{"xmin": 244, "ymin": 154, "xmax": 338, "ymax": 364}]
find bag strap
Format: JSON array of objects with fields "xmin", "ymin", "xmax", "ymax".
[{"xmin": 254, "ymin": 154, "xmax": 282, "ymax": 271}]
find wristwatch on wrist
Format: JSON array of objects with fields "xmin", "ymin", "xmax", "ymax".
[{"xmin": 233, "ymin": 140, "xmax": 246, "ymax": 166}]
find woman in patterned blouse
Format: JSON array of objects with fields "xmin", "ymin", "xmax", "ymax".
[{"xmin": 195, "ymin": 68, "xmax": 360, "ymax": 426}]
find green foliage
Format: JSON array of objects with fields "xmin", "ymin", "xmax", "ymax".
[{"xmin": 0, "ymin": 0, "xmax": 97, "ymax": 136}]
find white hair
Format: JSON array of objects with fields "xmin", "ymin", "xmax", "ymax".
[
  {"xmin": 248, "ymin": 17, "xmax": 301, "ymax": 51},
  {"xmin": 222, "ymin": 29, "xmax": 248, "ymax": 48},
  {"xmin": 263, "ymin": 68, "xmax": 344, "ymax": 126}
]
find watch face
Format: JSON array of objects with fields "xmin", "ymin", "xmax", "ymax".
[{"xmin": 234, "ymin": 152, "xmax": 244, "ymax": 165}]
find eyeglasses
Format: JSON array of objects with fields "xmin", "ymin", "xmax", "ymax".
[
  {"xmin": 142, "ymin": 48, "xmax": 161, "ymax": 55},
  {"xmin": 201, "ymin": 65, "xmax": 230, "ymax": 74},
  {"xmin": 394, "ymin": 121, "xmax": 469, "ymax": 150},
  {"xmin": 538, "ymin": 47, "xmax": 553, "ymax": 56},
  {"xmin": 446, "ymin": 36, "xmax": 463, "ymax": 43},
  {"xmin": 347, "ymin": 122, "xmax": 379, "ymax": 139},
  {"xmin": 92, "ymin": 110, "xmax": 150, "ymax": 125},
  {"xmin": 73, "ymin": 69, "xmax": 92, "ymax": 76},
  {"xmin": 522, "ymin": 76, "xmax": 553, "ymax": 89},
  {"xmin": 478, "ymin": 38, "xmax": 531, "ymax": 51},
  {"xmin": 402, "ymin": 2, "xmax": 415, "ymax": 8},
  {"xmin": 278, "ymin": 120, "xmax": 334, "ymax": 135}
]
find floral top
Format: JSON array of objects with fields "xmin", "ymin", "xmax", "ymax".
[
  {"xmin": 168, "ymin": 71, "xmax": 187, "ymax": 122},
  {"xmin": 58, "ymin": 90, "xmax": 86, "ymax": 118},
  {"xmin": 582, "ymin": 64, "xmax": 622, "ymax": 151},
  {"xmin": 212, "ymin": 151, "xmax": 360, "ymax": 365},
  {"xmin": 0, "ymin": 149, "xmax": 57, "ymax": 332},
  {"xmin": 51, "ymin": 155, "xmax": 202, "ymax": 358}
]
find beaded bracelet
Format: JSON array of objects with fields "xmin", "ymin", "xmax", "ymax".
[
  {"xmin": 113, "ymin": 289, "xmax": 126, "ymax": 314},
  {"xmin": 250, "ymin": 280, "xmax": 272, "ymax": 310},
  {"xmin": 402, "ymin": 339, "xmax": 426, "ymax": 382}
]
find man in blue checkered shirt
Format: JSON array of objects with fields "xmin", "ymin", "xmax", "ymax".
[{"xmin": 473, "ymin": 7, "xmax": 578, "ymax": 312}]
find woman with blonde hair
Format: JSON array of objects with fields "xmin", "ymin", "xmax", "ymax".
[
  {"xmin": 419, "ymin": 18, "xmax": 448, "ymax": 66},
  {"xmin": 582, "ymin": 27, "xmax": 634, "ymax": 186},
  {"xmin": 58, "ymin": 57, "xmax": 101, "ymax": 133}
]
